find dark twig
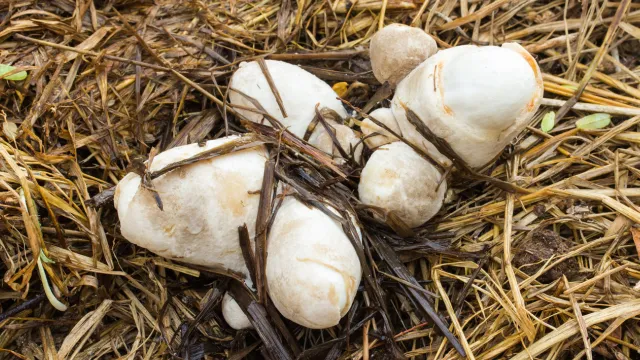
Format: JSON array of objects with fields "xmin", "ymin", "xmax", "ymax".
[{"xmin": 0, "ymin": 293, "xmax": 46, "ymax": 322}]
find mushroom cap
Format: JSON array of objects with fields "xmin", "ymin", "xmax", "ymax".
[
  {"xmin": 266, "ymin": 197, "xmax": 362, "ymax": 329},
  {"xmin": 370, "ymin": 24, "xmax": 438, "ymax": 86},
  {"xmin": 361, "ymin": 107, "xmax": 401, "ymax": 149},
  {"xmin": 391, "ymin": 43, "xmax": 544, "ymax": 168},
  {"xmin": 308, "ymin": 123, "xmax": 364, "ymax": 164},
  {"xmin": 222, "ymin": 293, "xmax": 253, "ymax": 330},
  {"xmin": 114, "ymin": 136, "xmax": 267, "ymax": 276},
  {"xmin": 229, "ymin": 60, "xmax": 347, "ymax": 138},
  {"xmin": 358, "ymin": 142, "xmax": 446, "ymax": 228}
]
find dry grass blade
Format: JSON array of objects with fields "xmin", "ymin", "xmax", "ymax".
[
  {"xmin": 257, "ymin": 58, "xmax": 288, "ymax": 118},
  {"xmin": 563, "ymin": 276, "xmax": 592, "ymax": 360},
  {"xmin": 370, "ymin": 234, "xmax": 466, "ymax": 357},
  {"xmin": 3, "ymin": 1, "xmax": 640, "ymax": 359},
  {"xmin": 57, "ymin": 300, "xmax": 113, "ymax": 359},
  {"xmin": 553, "ymin": 0, "xmax": 632, "ymax": 122},
  {"xmin": 511, "ymin": 300, "xmax": 640, "ymax": 360}
]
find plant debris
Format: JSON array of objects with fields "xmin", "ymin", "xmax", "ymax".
[{"xmin": 1, "ymin": 1, "xmax": 640, "ymax": 359}]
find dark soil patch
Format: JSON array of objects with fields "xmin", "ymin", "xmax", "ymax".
[{"xmin": 513, "ymin": 228, "xmax": 579, "ymax": 283}]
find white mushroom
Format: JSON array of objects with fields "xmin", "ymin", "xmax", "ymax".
[
  {"xmin": 361, "ymin": 107, "xmax": 400, "ymax": 149},
  {"xmin": 362, "ymin": 108, "xmax": 451, "ymax": 166},
  {"xmin": 266, "ymin": 196, "xmax": 361, "ymax": 329},
  {"xmin": 229, "ymin": 60, "xmax": 348, "ymax": 138},
  {"xmin": 391, "ymin": 43, "xmax": 544, "ymax": 168},
  {"xmin": 358, "ymin": 142, "xmax": 446, "ymax": 228},
  {"xmin": 369, "ymin": 24, "xmax": 438, "ymax": 87},
  {"xmin": 222, "ymin": 293, "xmax": 252, "ymax": 330},
  {"xmin": 115, "ymin": 136, "xmax": 266, "ymax": 273},
  {"xmin": 308, "ymin": 123, "xmax": 364, "ymax": 164},
  {"xmin": 114, "ymin": 136, "xmax": 267, "ymax": 330}
]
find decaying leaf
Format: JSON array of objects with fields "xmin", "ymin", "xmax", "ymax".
[
  {"xmin": 332, "ymin": 81, "xmax": 349, "ymax": 98},
  {"xmin": 3, "ymin": 121, "xmax": 18, "ymax": 140}
]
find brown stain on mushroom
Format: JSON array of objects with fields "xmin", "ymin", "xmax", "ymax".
[
  {"xmin": 514, "ymin": 46, "xmax": 544, "ymax": 91},
  {"xmin": 279, "ymin": 219, "xmax": 306, "ymax": 238},
  {"xmin": 379, "ymin": 168, "xmax": 399, "ymax": 188},
  {"xmin": 328, "ymin": 284, "xmax": 338, "ymax": 307},
  {"xmin": 526, "ymin": 97, "xmax": 537, "ymax": 112},
  {"xmin": 520, "ymin": 52, "xmax": 543, "ymax": 113},
  {"xmin": 163, "ymin": 224, "xmax": 176, "ymax": 235},
  {"xmin": 296, "ymin": 257, "xmax": 357, "ymax": 315},
  {"xmin": 436, "ymin": 61, "xmax": 454, "ymax": 116},
  {"xmin": 519, "ymin": 50, "xmax": 540, "ymax": 79},
  {"xmin": 217, "ymin": 172, "xmax": 250, "ymax": 217}
]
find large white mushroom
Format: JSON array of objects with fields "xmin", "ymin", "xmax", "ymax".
[
  {"xmin": 114, "ymin": 136, "xmax": 267, "ymax": 330},
  {"xmin": 114, "ymin": 136, "xmax": 266, "ymax": 272},
  {"xmin": 358, "ymin": 142, "xmax": 446, "ymax": 228},
  {"xmin": 266, "ymin": 196, "xmax": 362, "ymax": 329},
  {"xmin": 391, "ymin": 43, "xmax": 544, "ymax": 168},
  {"xmin": 229, "ymin": 60, "xmax": 348, "ymax": 138},
  {"xmin": 369, "ymin": 24, "xmax": 438, "ymax": 87}
]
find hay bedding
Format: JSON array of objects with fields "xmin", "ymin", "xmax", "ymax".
[{"xmin": 1, "ymin": 0, "xmax": 640, "ymax": 359}]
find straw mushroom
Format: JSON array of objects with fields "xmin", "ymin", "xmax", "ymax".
[
  {"xmin": 391, "ymin": 43, "xmax": 544, "ymax": 168},
  {"xmin": 369, "ymin": 24, "xmax": 438, "ymax": 87},
  {"xmin": 358, "ymin": 142, "xmax": 446, "ymax": 228},
  {"xmin": 114, "ymin": 136, "xmax": 267, "ymax": 330},
  {"xmin": 266, "ymin": 196, "xmax": 362, "ymax": 329},
  {"xmin": 222, "ymin": 293, "xmax": 252, "ymax": 330},
  {"xmin": 229, "ymin": 60, "xmax": 348, "ymax": 138},
  {"xmin": 361, "ymin": 107, "xmax": 451, "ymax": 166},
  {"xmin": 308, "ymin": 123, "xmax": 364, "ymax": 164},
  {"xmin": 114, "ymin": 136, "xmax": 266, "ymax": 272},
  {"xmin": 360, "ymin": 107, "xmax": 400, "ymax": 149}
]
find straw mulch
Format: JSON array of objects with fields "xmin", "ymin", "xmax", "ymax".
[{"xmin": 2, "ymin": 0, "xmax": 640, "ymax": 359}]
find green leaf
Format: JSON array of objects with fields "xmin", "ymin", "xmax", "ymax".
[
  {"xmin": 0, "ymin": 64, "xmax": 28, "ymax": 81},
  {"xmin": 576, "ymin": 113, "xmax": 611, "ymax": 130},
  {"xmin": 541, "ymin": 111, "xmax": 555, "ymax": 133}
]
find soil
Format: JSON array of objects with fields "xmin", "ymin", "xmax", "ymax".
[{"xmin": 513, "ymin": 228, "xmax": 579, "ymax": 283}]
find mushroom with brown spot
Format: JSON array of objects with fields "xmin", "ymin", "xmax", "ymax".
[
  {"xmin": 265, "ymin": 196, "xmax": 362, "ymax": 329},
  {"xmin": 358, "ymin": 141, "xmax": 446, "ymax": 228},
  {"xmin": 391, "ymin": 43, "xmax": 544, "ymax": 168},
  {"xmin": 114, "ymin": 136, "xmax": 267, "ymax": 330}
]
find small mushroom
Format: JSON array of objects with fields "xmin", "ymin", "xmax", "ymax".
[
  {"xmin": 222, "ymin": 293, "xmax": 252, "ymax": 330},
  {"xmin": 266, "ymin": 196, "xmax": 361, "ymax": 329},
  {"xmin": 391, "ymin": 43, "xmax": 544, "ymax": 168},
  {"xmin": 358, "ymin": 142, "xmax": 446, "ymax": 228},
  {"xmin": 229, "ymin": 60, "xmax": 348, "ymax": 138},
  {"xmin": 360, "ymin": 107, "xmax": 400, "ymax": 149},
  {"xmin": 308, "ymin": 122, "xmax": 364, "ymax": 164},
  {"xmin": 369, "ymin": 24, "xmax": 438, "ymax": 87}
]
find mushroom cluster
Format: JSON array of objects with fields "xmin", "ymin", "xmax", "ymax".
[
  {"xmin": 113, "ymin": 23, "xmax": 544, "ymax": 333},
  {"xmin": 358, "ymin": 24, "xmax": 543, "ymax": 228},
  {"xmin": 115, "ymin": 137, "xmax": 361, "ymax": 330}
]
